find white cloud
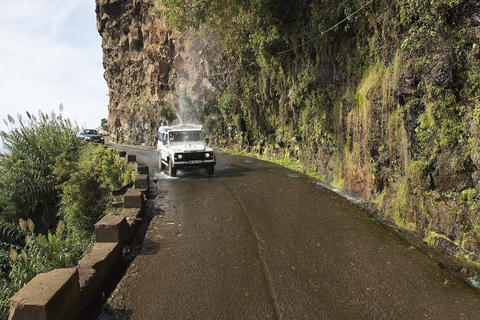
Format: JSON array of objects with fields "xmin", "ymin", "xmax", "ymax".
[{"xmin": 0, "ymin": 0, "xmax": 108, "ymax": 135}]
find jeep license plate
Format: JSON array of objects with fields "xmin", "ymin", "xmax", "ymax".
[{"xmin": 188, "ymin": 160, "xmax": 202, "ymax": 164}]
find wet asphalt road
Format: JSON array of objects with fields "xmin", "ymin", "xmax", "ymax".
[{"xmin": 99, "ymin": 145, "xmax": 480, "ymax": 319}]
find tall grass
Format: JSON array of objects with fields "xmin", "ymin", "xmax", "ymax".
[
  {"xmin": 0, "ymin": 110, "xmax": 134, "ymax": 318},
  {"xmin": 0, "ymin": 110, "xmax": 80, "ymax": 232}
]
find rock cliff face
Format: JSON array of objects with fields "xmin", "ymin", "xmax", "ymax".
[
  {"xmin": 96, "ymin": 0, "xmax": 480, "ymax": 266},
  {"xmin": 95, "ymin": 0, "xmax": 223, "ymax": 145}
]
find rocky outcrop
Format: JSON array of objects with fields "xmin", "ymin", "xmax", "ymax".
[
  {"xmin": 96, "ymin": 0, "xmax": 480, "ymax": 268},
  {"xmin": 95, "ymin": 0, "xmax": 224, "ymax": 145}
]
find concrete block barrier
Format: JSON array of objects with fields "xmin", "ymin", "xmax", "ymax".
[
  {"xmin": 125, "ymin": 154, "xmax": 136, "ymax": 162},
  {"xmin": 124, "ymin": 189, "xmax": 145, "ymax": 209},
  {"xmin": 77, "ymin": 242, "xmax": 122, "ymax": 305},
  {"xmin": 134, "ymin": 174, "xmax": 149, "ymax": 190},
  {"xmin": 135, "ymin": 162, "xmax": 149, "ymax": 174},
  {"xmin": 9, "ymin": 268, "xmax": 81, "ymax": 320},
  {"xmin": 95, "ymin": 214, "xmax": 129, "ymax": 243},
  {"xmin": 123, "ymin": 208, "xmax": 143, "ymax": 236},
  {"xmin": 77, "ymin": 264, "xmax": 102, "ymax": 307},
  {"xmin": 78, "ymin": 242, "xmax": 122, "ymax": 283}
]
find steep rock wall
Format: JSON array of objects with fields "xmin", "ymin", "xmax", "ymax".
[
  {"xmin": 96, "ymin": 0, "xmax": 480, "ymax": 268},
  {"xmin": 95, "ymin": 0, "xmax": 223, "ymax": 145}
]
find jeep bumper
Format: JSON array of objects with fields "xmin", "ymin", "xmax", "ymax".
[{"xmin": 171, "ymin": 160, "xmax": 216, "ymax": 169}]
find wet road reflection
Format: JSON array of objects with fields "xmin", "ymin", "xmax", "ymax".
[{"xmin": 98, "ymin": 150, "xmax": 480, "ymax": 319}]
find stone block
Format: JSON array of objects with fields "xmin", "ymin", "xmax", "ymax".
[
  {"xmin": 9, "ymin": 268, "xmax": 81, "ymax": 320},
  {"xmin": 134, "ymin": 174, "xmax": 149, "ymax": 190},
  {"xmin": 135, "ymin": 162, "xmax": 149, "ymax": 174},
  {"xmin": 95, "ymin": 214, "xmax": 129, "ymax": 244},
  {"xmin": 124, "ymin": 189, "xmax": 144, "ymax": 209},
  {"xmin": 123, "ymin": 208, "xmax": 143, "ymax": 237},
  {"xmin": 123, "ymin": 207, "xmax": 142, "ymax": 222},
  {"xmin": 77, "ymin": 265, "xmax": 102, "ymax": 305},
  {"xmin": 125, "ymin": 154, "xmax": 136, "ymax": 162},
  {"xmin": 78, "ymin": 242, "xmax": 122, "ymax": 282}
]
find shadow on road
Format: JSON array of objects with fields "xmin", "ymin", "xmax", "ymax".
[{"xmin": 95, "ymin": 308, "xmax": 133, "ymax": 320}]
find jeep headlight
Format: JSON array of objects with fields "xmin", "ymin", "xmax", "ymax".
[
  {"xmin": 85, "ymin": 137, "xmax": 91, "ymax": 141},
  {"xmin": 175, "ymin": 153, "xmax": 183, "ymax": 161},
  {"xmin": 204, "ymin": 152, "xmax": 213, "ymax": 159}
]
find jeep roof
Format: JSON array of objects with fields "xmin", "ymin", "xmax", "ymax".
[{"xmin": 158, "ymin": 124, "xmax": 203, "ymax": 133}]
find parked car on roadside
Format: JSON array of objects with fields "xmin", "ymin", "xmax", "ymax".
[{"xmin": 76, "ymin": 129, "xmax": 104, "ymax": 144}]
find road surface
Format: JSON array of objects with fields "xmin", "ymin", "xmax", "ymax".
[{"xmin": 98, "ymin": 144, "xmax": 480, "ymax": 319}]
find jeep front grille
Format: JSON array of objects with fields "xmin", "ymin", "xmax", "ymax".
[{"xmin": 184, "ymin": 152, "xmax": 204, "ymax": 161}]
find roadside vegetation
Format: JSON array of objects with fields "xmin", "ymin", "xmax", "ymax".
[{"xmin": 0, "ymin": 110, "xmax": 133, "ymax": 318}]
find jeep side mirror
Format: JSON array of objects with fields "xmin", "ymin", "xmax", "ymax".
[{"xmin": 205, "ymin": 138, "xmax": 210, "ymax": 144}]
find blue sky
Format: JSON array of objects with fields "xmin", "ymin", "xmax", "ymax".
[{"xmin": 0, "ymin": 0, "xmax": 108, "ymax": 134}]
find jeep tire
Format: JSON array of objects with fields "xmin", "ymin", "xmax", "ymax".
[
  {"xmin": 168, "ymin": 159, "xmax": 177, "ymax": 177},
  {"xmin": 206, "ymin": 165, "xmax": 214, "ymax": 176},
  {"xmin": 159, "ymin": 155, "xmax": 166, "ymax": 171}
]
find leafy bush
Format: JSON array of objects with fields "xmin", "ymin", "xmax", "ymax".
[
  {"xmin": 0, "ymin": 110, "xmax": 134, "ymax": 318},
  {"xmin": 54, "ymin": 144, "xmax": 134, "ymax": 258}
]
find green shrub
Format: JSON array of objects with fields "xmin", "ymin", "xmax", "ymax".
[
  {"xmin": 54, "ymin": 144, "xmax": 134, "ymax": 259},
  {"xmin": 0, "ymin": 110, "xmax": 79, "ymax": 232}
]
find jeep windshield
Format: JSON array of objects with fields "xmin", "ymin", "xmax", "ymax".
[{"xmin": 169, "ymin": 131, "xmax": 203, "ymax": 142}]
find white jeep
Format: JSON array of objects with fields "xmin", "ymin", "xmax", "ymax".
[{"xmin": 157, "ymin": 124, "xmax": 216, "ymax": 177}]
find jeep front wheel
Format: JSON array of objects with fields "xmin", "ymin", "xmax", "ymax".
[
  {"xmin": 168, "ymin": 159, "xmax": 177, "ymax": 177},
  {"xmin": 159, "ymin": 157, "xmax": 166, "ymax": 171},
  {"xmin": 206, "ymin": 165, "xmax": 214, "ymax": 176}
]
